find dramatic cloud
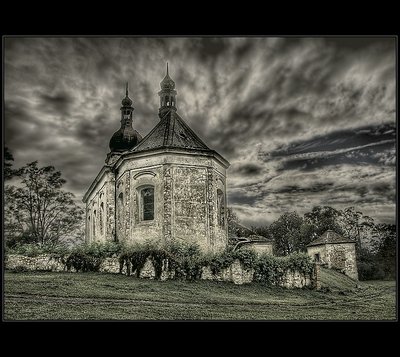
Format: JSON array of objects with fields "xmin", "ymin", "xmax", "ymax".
[{"xmin": 4, "ymin": 37, "xmax": 396, "ymax": 227}]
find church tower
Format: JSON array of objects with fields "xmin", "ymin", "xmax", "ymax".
[
  {"xmin": 83, "ymin": 66, "xmax": 230, "ymax": 252},
  {"xmin": 107, "ymin": 84, "xmax": 142, "ymax": 164},
  {"xmin": 158, "ymin": 63, "xmax": 177, "ymax": 118}
]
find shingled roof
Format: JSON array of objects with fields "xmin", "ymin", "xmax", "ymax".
[
  {"xmin": 132, "ymin": 109, "xmax": 212, "ymax": 153},
  {"xmin": 307, "ymin": 230, "xmax": 355, "ymax": 247}
]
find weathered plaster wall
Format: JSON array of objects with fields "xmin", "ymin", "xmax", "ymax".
[
  {"xmin": 245, "ymin": 243, "xmax": 273, "ymax": 255},
  {"xmin": 173, "ymin": 165, "xmax": 208, "ymax": 248},
  {"xmin": 85, "ymin": 169, "xmax": 115, "ymax": 244},
  {"xmin": 110, "ymin": 151, "xmax": 228, "ymax": 252},
  {"xmin": 307, "ymin": 243, "xmax": 358, "ymax": 280}
]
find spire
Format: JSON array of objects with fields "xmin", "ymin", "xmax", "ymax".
[
  {"xmin": 109, "ymin": 82, "xmax": 141, "ymax": 153},
  {"xmin": 121, "ymin": 82, "xmax": 133, "ymax": 108},
  {"xmin": 158, "ymin": 64, "xmax": 177, "ymax": 118}
]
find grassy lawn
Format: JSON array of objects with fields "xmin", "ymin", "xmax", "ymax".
[{"xmin": 4, "ymin": 271, "xmax": 397, "ymax": 320}]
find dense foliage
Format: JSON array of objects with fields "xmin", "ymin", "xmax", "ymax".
[
  {"xmin": 5, "ymin": 160, "xmax": 84, "ymax": 247},
  {"xmin": 246, "ymin": 205, "xmax": 396, "ymax": 281},
  {"xmin": 6, "ymin": 239, "xmax": 315, "ymax": 286}
]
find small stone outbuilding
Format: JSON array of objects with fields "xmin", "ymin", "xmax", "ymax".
[
  {"xmin": 233, "ymin": 235, "xmax": 274, "ymax": 255},
  {"xmin": 307, "ymin": 230, "xmax": 358, "ymax": 280}
]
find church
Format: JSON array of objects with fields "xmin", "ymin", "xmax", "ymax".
[{"xmin": 82, "ymin": 66, "xmax": 230, "ymax": 252}]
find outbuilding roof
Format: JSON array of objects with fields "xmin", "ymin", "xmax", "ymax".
[{"xmin": 307, "ymin": 230, "xmax": 355, "ymax": 247}]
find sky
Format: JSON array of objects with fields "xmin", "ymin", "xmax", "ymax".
[{"xmin": 4, "ymin": 37, "xmax": 397, "ymax": 227}]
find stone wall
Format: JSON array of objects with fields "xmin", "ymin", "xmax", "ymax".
[
  {"xmin": 307, "ymin": 243, "xmax": 358, "ymax": 280},
  {"xmin": 5, "ymin": 254, "xmax": 315, "ymax": 288},
  {"xmin": 5, "ymin": 254, "xmax": 66, "ymax": 272}
]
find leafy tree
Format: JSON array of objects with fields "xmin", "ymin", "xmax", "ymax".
[
  {"xmin": 4, "ymin": 146, "xmax": 16, "ymax": 180},
  {"xmin": 338, "ymin": 206, "xmax": 374, "ymax": 251},
  {"xmin": 304, "ymin": 206, "xmax": 343, "ymax": 238},
  {"xmin": 270, "ymin": 211, "xmax": 303, "ymax": 256},
  {"xmin": 373, "ymin": 223, "xmax": 396, "ymax": 279},
  {"xmin": 252, "ymin": 225, "xmax": 272, "ymax": 240},
  {"xmin": 5, "ymin": 161, "xmax": 84, "ymax": 247}
]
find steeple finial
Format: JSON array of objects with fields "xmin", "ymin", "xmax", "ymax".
[
  {"xmin": 126, "ymin": 82, "xmax": 129, "ymax": 97},
  {"xmin": 167, "ymin": 62, "xmax": 169, "ymax": 76}
]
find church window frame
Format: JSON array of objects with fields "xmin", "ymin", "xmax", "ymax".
[
  {"xmin": 100, "ymin": 202, "xmax": 104, "ymax": 235},
  {"xmin": 117, "ymin": 192, "xmax": 124, "ymax": 230},
  {"xmin": 93, "ymin": 210, "xmax": 97, "ymax": 237},
  {"xmin": 137, "ymin": 185, "xmax": 155, "ymax": 222},
  {"xmin": 217, "ymin": 189, "xmax": 225, "ymax": 227}
]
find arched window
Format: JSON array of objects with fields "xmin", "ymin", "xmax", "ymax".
[
  {"xmin": 93, "ymin": 210, "xmax": 97, "ymax": 237},
  {"xmin": 100, "ymin": 202, "xmax": 104, "ymax": 235},
  {"xmin": 138, "ymin": 186, "xmax": 154, "ymax": 221},
  {"xmin": 217, "ymin": 189, "xmax": 225, "ymax": 227},
  {"xmin": 117, "ymin": 192, "xmax": 124, "ymax": 232},
  {"xmin": 87, "ymin": 216, "xmax": 91, "ymax": 240}
]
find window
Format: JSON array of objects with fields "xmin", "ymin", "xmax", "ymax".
[
  {"xmin": 217, "ymin": 189, "xmax": 225, "ymax": 227},
  {"xmin": 100, "ymin": 202, "xmax": 104, "ymax": 235},
  {"xmin": 139, "ymin": 186, "xmax": 154, "ymax": 221},
  {"xmin": 87, "ymin": 216, "xmax": 90, "ymax": 240},
  {"xmin": 117, "ymin": 192, "xmax": 124, "ymax": 230},
  {"xmin": 314, "ymin": 253, "xmax": 320, "ymax": 262},
  {"xmin": 93, "ymin": 210, "xmax": 96, "ymax": 237}
]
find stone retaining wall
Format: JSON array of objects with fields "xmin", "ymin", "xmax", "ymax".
[{"xmin": 5, "ymin": 254, "xmax": 316, "ymax": 288}]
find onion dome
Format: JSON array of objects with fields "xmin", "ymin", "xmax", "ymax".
[
  {"xmin": 109, "ymin": 82, "xmax": 142, "ymax": 152},
  {"xmin": 160, "ymin": 63, "xmax": 175, "ymax": 90},
  {"xmin": 121, "ymin": 82, "xmax": 133, "ymax": 107},
  {"xmin": 109, "ymin": 127, "xmax": 142, "ymax": 152}
]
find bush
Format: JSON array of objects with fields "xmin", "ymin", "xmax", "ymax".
[
  {"xmin": 254, "ymin": 253, "xmax": 314, "ymax": 286},
  {"xmin": 165, "ymin": 240, "xmax": 205, "ymax": 280},
  {"xmin": 65, "ymin": 241, "xmax": 124, "ymax": 272},
  {"xmin": 208, "ymin": 247, "xmax": 257, "ymax": 274},
  {"xmin": 11, "ymin": 265, "xmax": 28, "ymax": 273}
]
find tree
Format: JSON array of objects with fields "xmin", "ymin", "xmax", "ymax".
[
  {"xmin": 5, "ymin": 161, "xmax": 84, "ymax": 247},
  {"xmin": 270, "ymin": 211, "xmax": 303, "ymax": 256},
  {"xmin": 304, "ymin": 206, "xmax": 343, "ymax": 238},
  {"xmin": 337, "ymin": 206, "xmax": 374, "ymax": 251},
  {"xmin": 4, "ymin": 146, "xmax": 15, "ymax": 180},
  {"xmin": 373, "ymin": 223, "xmax": 396, "ymax": 279},
  {"xmin": 227, "ymin": 207, "xmax": 240, "ymax": 237}
]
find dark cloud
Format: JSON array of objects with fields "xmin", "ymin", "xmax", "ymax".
[
  {"xmin": 264, "ymin": 123, "xmax": 396, "ymax": 172},
  {"xmin": 4, "ymin": 37, "xmax": 396, "ymax": 226},
  {"xmin": 231, "ymin": 163, "xmax": 263, "ymax": 176},
  {"xmin": 39, "ymin": 91, "xmax": 73, "ymax": 115}
]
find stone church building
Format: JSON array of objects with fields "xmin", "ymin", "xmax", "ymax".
[{"xmin": 83, "ymin": 66, "xmax": 230, "ymax": 252}]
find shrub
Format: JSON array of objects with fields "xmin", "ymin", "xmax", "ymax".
[
  {"xmin": 11, "ymin": 265, "xmax": 28, "ymax": 273},
  {"xmin": 165, "ymin": 241, "xmax": 205, "ymax": 280},
  {"xmin": 254, "ymin": 252, "xmax": 314, "ymax": 286},
  {"xmin": 65, "ymin": 242, "xmax": 124, "ymax": 272}
]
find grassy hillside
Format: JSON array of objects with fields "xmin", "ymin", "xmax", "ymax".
[
  {"xmin": 320, "ymin": 267, "xmax": 359, "ymax": 291},
  {"xmin": 4, "ymin": 271, "xmax": 396, "ymax": 320}
]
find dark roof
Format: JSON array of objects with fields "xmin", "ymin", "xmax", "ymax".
[
  {"xmin": 132, "ymin": 110, "xmax": 212, "ymax": 153},
  {"xmin": 109, "ymin": 127, "xmax": 142, "ymax": 152},
  {"xmin": 247, "ymin": 234, "xmax": 273, "ymax": 243},
  {"xmin": 307, "ymin": 230, "xmax": 355, "ymax": 247}
]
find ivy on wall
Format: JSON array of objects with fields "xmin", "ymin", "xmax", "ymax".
[{"xmin": 6, "ymin": 240, "xmax": 315, "ymax": 286}]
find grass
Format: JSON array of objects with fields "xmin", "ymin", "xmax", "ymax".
[{"xmin": 3, "ymin": 271, "xmax": 397, "ymax": 320}]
